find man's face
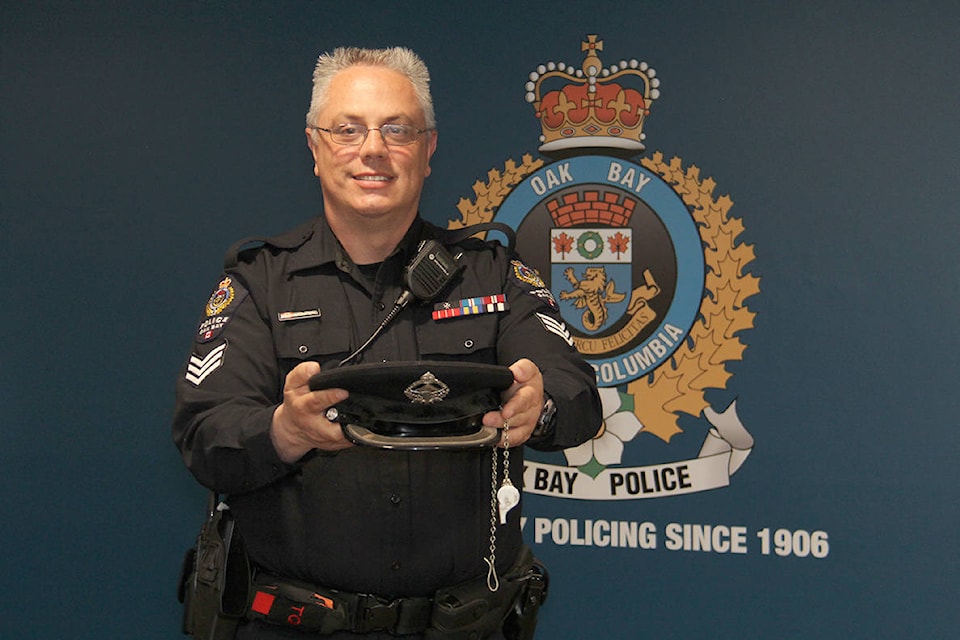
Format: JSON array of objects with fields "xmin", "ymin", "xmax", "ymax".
[{"xmin": 306, "ymin": 65, "xmax": 437, "ymax": 227}]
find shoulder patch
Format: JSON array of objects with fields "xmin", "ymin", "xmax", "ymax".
[
  {"xmin": 510, "ymin": 259, "xmax": 545, "ymax": 288},
  {"xmin": 529, "ymin": 287, "xmax": 559, "ymax": 310},
  {"xmin": 196, "ymin": 276, "xmax": 249, "ymax": 343},
  {"xmin": 206, "ymin": 276, "xmax": 237, "ymax": 316},
  {"xmin": 510, "ymin": 260, "xmax": 559, "ymax": 309}
]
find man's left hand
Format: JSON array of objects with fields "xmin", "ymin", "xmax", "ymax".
[{"xmin": 483, "ymin": 358, "xmax": 544, "ymax": 448}]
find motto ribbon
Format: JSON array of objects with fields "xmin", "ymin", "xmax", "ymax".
[{"xmin": 523, "ymin": 400, "xmax": 754, "ymax": 500}]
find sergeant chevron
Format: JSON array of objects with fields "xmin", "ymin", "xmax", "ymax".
[{"xmin": 185, "ymin": 341, "xmax": 227, "ymax": 386}]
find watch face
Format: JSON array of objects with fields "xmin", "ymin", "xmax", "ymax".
[
  {"xmin": 535, "ymin": 397, "xmax": 557, "ymax": 436},
  {"xmin": 541, "ymin": 399, "xmax": 555, "ymax": 421}
]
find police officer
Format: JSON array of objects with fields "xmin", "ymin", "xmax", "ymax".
[{"xmin": 173, "ymin": 46, "xmax": 602, "ymax": 639}]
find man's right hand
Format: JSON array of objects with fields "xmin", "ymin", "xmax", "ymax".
[{"xmin": 270, "ymin": 361, "xmax": 353, "ymax": 463}]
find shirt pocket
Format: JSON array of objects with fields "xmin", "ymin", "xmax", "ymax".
[
  {"xmin": 274, "ymin": 316, "xmax": 352, "ymax": 371},
  {"xmin": 415, "ymin": 311, "xmax": 499, "ymax": 362}
]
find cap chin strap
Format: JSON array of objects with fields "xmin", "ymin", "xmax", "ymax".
[{"xmin": 340, "ymin": 423, "xmax": 500, "ymax": 450}]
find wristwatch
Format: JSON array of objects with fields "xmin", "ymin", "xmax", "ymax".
[{"xmin": 532, "ymin": 393, "xmax": 557, "ymax": 438}]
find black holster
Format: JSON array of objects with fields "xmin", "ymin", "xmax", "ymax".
[
  {"xmin": 502, "ymin": 557, "xmax": 548, "ymax": 640},
  {"xmin": 427, "ymin": 546, "xmax": 549, "ymax": 640},
  {"xmin": 178, "ymin": 493, "xmax": 249, "ymax": 639}
]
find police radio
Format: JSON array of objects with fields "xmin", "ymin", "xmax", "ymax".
[
  {"xmin": 403, "ymin": 239, "xmax": 463, "ymax": 302},
  {"xmin": 339, "ymin": 239, "xmax": 463, "ymax": 366}
]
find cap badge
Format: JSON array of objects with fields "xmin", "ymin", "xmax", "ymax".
[{"xmin": 404, "ymin": 371, "xmax": 451, "ymax": 404}]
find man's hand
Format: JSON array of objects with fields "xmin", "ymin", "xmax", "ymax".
[
  {"xmin": 482, "ymin": 358, "xmax": 545, "ymax": 448},
  {"xmin": 271, "ymin": 361, "xmax": 353, "ymax": 463}
]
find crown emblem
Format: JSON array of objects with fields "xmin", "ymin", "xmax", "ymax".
[{"xmin": 525, "ymin": 35, "xmax": 660, "ymax": 155}]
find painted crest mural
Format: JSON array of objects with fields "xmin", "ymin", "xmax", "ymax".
[{"xmin": 453, "ymin": 35, "xmax": 760, "ymax": 500}]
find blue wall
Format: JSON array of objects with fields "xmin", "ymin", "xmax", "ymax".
[{"xmin": 2, "ymin": 1, "xmax": 957, "ymax": 637}]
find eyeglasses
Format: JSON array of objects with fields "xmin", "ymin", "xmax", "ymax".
[{"xmin": 312, "ymin": 123, "xmax": 432, "ymax": 146}]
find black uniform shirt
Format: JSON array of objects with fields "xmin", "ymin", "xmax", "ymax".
[{"xmin": 173, "ymin": 215, "xmax": 601, "ymax": 598}]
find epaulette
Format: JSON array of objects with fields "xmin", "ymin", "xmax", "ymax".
[
  {"xmin": 223, "ymin": 218, "xmax": 316, "ymax": 270},
  {"xmin": 437, "ymin": 221, "xmax": 516, "ymax": 251}
]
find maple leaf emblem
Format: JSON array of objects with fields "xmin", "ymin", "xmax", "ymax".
[
  {"xmin": 552, "ymin": 232, "xmax": 575, "ymax": 258},
  {"xmin": 608, "ymin": 231, "xmax": 630, "ymax": 258}
]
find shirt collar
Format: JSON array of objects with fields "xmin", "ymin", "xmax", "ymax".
[{"xmin": 286, "ymin": 214, "xmax": 431, "ymax": 274}]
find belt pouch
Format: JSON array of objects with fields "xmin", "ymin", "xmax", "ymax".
[{"xmin": 247, "ymin": 577, "xmax": 349, "ymax": 634}]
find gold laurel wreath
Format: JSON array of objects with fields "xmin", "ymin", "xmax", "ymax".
[
  {"xmin": 452, "ymin": 154, "xmax": 545, "ymax": 228},
  {"xmin": 452, "ymin": 151, "xmax": 759, "ymax": 444},
  {"xmin": 627, "ymin": 152, "xmax": 760, "ymax": 442}
]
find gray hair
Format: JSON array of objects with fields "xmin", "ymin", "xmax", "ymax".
[{"xmin": 306, "ymin": 46, "xmax": 436, "ymax": 129}]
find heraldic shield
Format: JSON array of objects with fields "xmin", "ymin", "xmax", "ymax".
[{"xmin": 551, "ymin": 226, "xmax": 632, "ymax": 335}]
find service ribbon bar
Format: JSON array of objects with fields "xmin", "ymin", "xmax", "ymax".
[{"xmin": 432, "ymin": 294, "xmax": 509, "ymax": 320}]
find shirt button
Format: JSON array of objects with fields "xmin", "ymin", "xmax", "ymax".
[
  {"xmin": 390, "ymin": 493, "xmax": 402, "ymax": 505},
  {"xmin": 298, "ymin": 345, "xmax": 308, "ymax": 354},
  {"xmin": 391, "ymin": 561, "xmax": 401, "ymax": 571},
  {"xmin": 378, "ymin": 302, "xmax": 386, "ymax": 311},
  {"xmin": 464, "ymin": 339, "xmax": 474, "ymax": 349}
]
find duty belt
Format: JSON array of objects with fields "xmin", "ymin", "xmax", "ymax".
[
  {"xmin": 247, "ymin": 572, "xmax": 433, "ymax": 635},
  {"xmin": 244, "ymin": 546, "xmax": 541, "ymax": 638}
]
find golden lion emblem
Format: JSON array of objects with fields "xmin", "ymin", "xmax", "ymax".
[{"xmin": 559, "ymin": 266, "xmax": 627, "ymax": 331}]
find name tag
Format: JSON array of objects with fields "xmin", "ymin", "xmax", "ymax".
[{"xmin": 277, "ymin": 309, "xmax": 321, "ymax": 322}]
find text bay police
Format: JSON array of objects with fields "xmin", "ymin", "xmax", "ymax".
[{"xmin": 525, "ymin": 462, "xmax": 693, "ymax": 497}]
